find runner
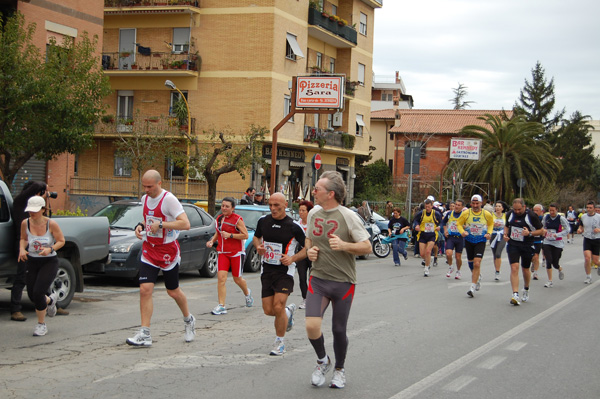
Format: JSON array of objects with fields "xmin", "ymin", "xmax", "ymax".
[
  {"xmin": 128, "ymin": 170, "xmax": 195, "ymax": 346},
  {"xmin": 541, "ymin": 203, "xmax": 569, "ymax": 287},
  {"xmin": 531, "ymin": 204, "xmax": 545, "ymax": 280},
  {"xmin": 566, "ymin": 205, "xmax": 578, "ymax": 244},
  {"xmin": 305, "ymin": 171, "xmax": 371, "ymax": 389},
  {"xmin": 412, "ymin": 199, "xmax": 442, "ymax": 277},
  {"xmin": 576, "ymin": 201, "xmax": 600, "ymax": 284},
  {"xmin": 490, "ymin": 201, "xmax": 508, "ymax": 281},
  {"xmin": 442, "ymin": 199, "xmax": 465, "ymax": 279},
  {"xmin": 206, "ymin": 197, "xmax": 253, "ymax": 315},
  {"xmin": 295, "ymin": 200, "xmax": 314, "ymax": 309},
  {"xmin": 253, "ymin": 192, "xmax": 306, "ymax": 356},
  {"xmin": 456, "ymin": 195, "xmax": 493, "ymax": 297},
  {"xmin": 504, "ymin": 198, "xmax": 544, "ymax": 305},
  {"xmin": 387, "ymin": 207, "xmax": 410, "ymax": 267}
]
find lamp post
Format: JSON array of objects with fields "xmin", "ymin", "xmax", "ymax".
[{"xmin": 164, "ymin": 79, "xmax": 191, "ymax": 198}]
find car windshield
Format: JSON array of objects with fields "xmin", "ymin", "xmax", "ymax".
[
  {"xmin": 372, "ymin": 213, "xmax": 386, "ymax": 221},
  {"xmin": 94, "ymin": 204, "xmax": 142, "ymax": 230},
  {"xmin": 222, "ymin": 209, "xmax": 269, "ymax": 230}
]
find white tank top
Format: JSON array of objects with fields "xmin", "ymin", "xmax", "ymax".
[{"xmin": 26, "ymin": 219, "xmax": 56, "ymax": 258}]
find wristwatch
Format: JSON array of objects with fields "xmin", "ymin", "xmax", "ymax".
[
  {"xmin": 230, "ymin": 233, "xmax": 234, "ymax": 238},
  {"xmin": 159, "ymin": 220, "xmax": 163, "ymax": 229}
]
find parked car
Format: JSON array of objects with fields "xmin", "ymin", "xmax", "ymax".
[
  {"xmin": 0, "ymin": 179, "xmax": 111, "ymax": 309},
  {"xmin": 86, "ymin": 200, "xmax": 217, "ymax": 280},
  {"xmin": 214, "ymin": 204, "xmax": 295, "ymax": 273},
  {"xmin": 372, "ymin": 212, "xmax": 390, "ymax": 236}
]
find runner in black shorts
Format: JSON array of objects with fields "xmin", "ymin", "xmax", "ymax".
[{"xmin": 577, "ymin": 201, "xmax": 600, "ymax": 284}]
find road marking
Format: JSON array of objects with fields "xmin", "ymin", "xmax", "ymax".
[
  {"xmin": 443, "ymin": 375, "xmax": 477, "ymax": 392},
  {"xmin": 505, "ymin": 341, "xmax": 527, "ymax": 351},
  {"xmin": 477, "ymin": 355, "xmax": 506, "ymax": 369},
  {"xmin": 388, "ymin": 282, "xmax": 598, "ymax": 399}
]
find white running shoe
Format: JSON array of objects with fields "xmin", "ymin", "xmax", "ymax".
[
  {"xmin": 522, "ymin": 289, "xmax": 529, "ymax": 302},
  {"xmin": 311, "ymin": 356, "xmax": 332, "ymax": 386},
  {"xmin": 510, "ymin": 293, "xmax": 520, "ymax": 306},
  {"xmin": 184, "ymin": 314, "xmax": 195, "ymax": 342},
  {"xmin": 299, "ymin": 299, "xmax": 306, "ymax": 309},
  {"xmin": 211, "ymin": 304, "xmax": 227, "ymax": 315},
  {"xmin": 33, "ymin": 323, "xmax": 47, "ymax": 336},
  {"xmin": 270, "ymin": 339, "xmax": 285, "ymax": 356},
  {"xmin": 286, "ymin": 303, "xmax": 297, "ymax": 332},
  {"xmin": 424, "ymin": 266, "xmax": 430, "ymax": 277},
  {"xmin": 559, "ymin": 269, "xmax": 565, "ymax": 280},
  {"xmin": 532, "ymin": 272, "xmax": 538, "ymax": 280},
  {"xmin": 544, "ymin": 281, "xmax": 553, "ymax": 288},
  {"xmin": 46, "ymin": 293, "xmax": 58, "ymax": 318},
  {"xmin": 446, "ymin": 265, "xmax": 454, "ymax": 278},
  {"xmin": 467, "ymin": 289, "xmax": 474, "ymax": 298},
  {"xmin": 585, "ymin": 276, "xmax": 592, "ymax": 284},
  {"xmin": 126, "ymin": 329, "xmax": 152, "ymax": 346},
  {"xmin": 433, "ymin": 259, "xmax": 438, "ymax": 267},
  {"xmin": 475, "ymin": 275, "xmax": 482, "ymax": 291},
  {"xmin": 455, "ymin": 270, "xmax": 461, "ymax": 280},
  {"xmin": 329, "ymin": 368, "xmax": 346, "ymax": 389},
  {"xmin": 245, "ymin": 289, "xmax": 254, "ymax": 307},
  {"xmin": 495, "ymin": 271, "xmax": 500, "ymax": 281}
]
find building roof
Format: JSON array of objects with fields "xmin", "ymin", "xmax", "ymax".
[{"xmin": 371, "ymin": 109, "xmax": 513, "ymax": 134}]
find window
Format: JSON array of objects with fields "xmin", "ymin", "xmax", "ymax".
[
  {"xmin": 74, "ymin": 154, "xmax": 78, "ymax": 176},
  {"xmin": 356, "ymin": 114, "xmax": 365, "ymax": 136},
  {"xmin": 314, "ymin": 113, "xmax": 319, "ymax": 128},
  {"xmin": 173, "ymin": 28, "xmax": 190, "ymax": 53},
  {"xmin": 170, "ymin": 91, "xmax": 188, "ymax": 116},
  {"xmin": 184, "ymin": 206, "xmax": 203, "ymax": 228},
  {"xmin": 359, "ymin": 12, "xmax": 367, "ymax": 35},
  {"xmin": 358, "ymin": 63, "xmax": 366, "ymax": 86},
  {"xmin": 114, "ymin": 154, "xmax": 132, "ymax": 177},
  {"xmin": 166, "ymin": 158, "xmax": 184, "ymax": 178},
  {"xmin": 285, "ymin": 33, "xmax": 304, "ymax": 61},
  {"xmin": 327, "ymin": 114, "xmax": 333, "ymax": 129},
  {"xmin": 316, "ymin": 52, "xmax": 322, "ymax": 69},
  {"xmin": 117, "ymin": 90, "xmax": 134, "ymax": 122},
  {"xmin": 284, "ymin": 95, "xmax": 294, "ymax": 122},
  {"xmin": 331, "ymin": 4, "xmax": 337, "ymax": 15},
  {"xmin": 329, "ymin": 58, "xmax": 335, "ymax": 73}
]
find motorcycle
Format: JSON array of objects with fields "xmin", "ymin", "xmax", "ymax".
[{"xmin": 372, "ymin": 223, "xmax": 391, "ymax": 258}]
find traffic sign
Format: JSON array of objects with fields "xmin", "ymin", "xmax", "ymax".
[{"xmin": 312, "ymin": 154, "xmax": 322, "ymax": 170}]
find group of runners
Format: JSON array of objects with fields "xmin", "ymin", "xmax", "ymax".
[{"xmin": 391, "ymin": 195, "xmax": 600, "ymax": 305}]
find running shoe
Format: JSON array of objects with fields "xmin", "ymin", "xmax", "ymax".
[
  {"xmin": 544, "ymin": 281, "xmax": 553, "ymax": 288},
  {"xmin": 446, "ymin": 265, "xmax": 454, "ymax": 278},
  {"xmin": 184, "ymin": 314, "xmax": 195, "ymax": 342},
  {"xmin": 424, "ymin": 266, "xmax": 430, "ymax": 277},
  {"xmin": 475, "ymin": 275, "xmax": 482, "ymax": 291},
  {"xmin": 403, "ymin": 252, "xmax": 408, "ymax": 261},
  {"xmin": 126, "ymin": 329, "xmax": 152, "ymax": 346},
  {"xmin": 522, "ymin": 289, "xmax": 529, "ymax": 302},
  {"xmin": 245, "ymin": 289, "xmax": 254, "ymax": 307},
  {"xmin": 270, "ymin": 339, "xmax": 285, "ymax": 356},
  {"xmin": 33, "ymin": 323, "xmax": 47, "ymax": 336},
  {"xmin": 495, "ymin": 271, "xmax": 500, "ymax": 281},
  {"xmin": 421, "ymin": 260, "xmax": 425, "ymax": 267},
  {"xmin": 433, "ymin": 258, "xmax": 438, "ymax": 267},
  {"xmin": 286, "ymin": 303, "xmax": 297, "ymax": 332},
  {"xmin": 311, "ymin": 356, "xmax": 332, "ymax": 386},
  {"xmin": 299, "ymin": 299, "xmax": 306, "ymax": 309},
  {"xmin": 585, "ymin": 276, "xmax": 592, "ymax": 284},
  {"xmin": 211, "ymin": 304, "xmax": 227, "ymax": 315},
  {"xmin": 394, "ymin": 263, "xmax": 401, "ymax": 267},
  {"xmin": 46, "ymin": 293, "xmax": 58, "ymax": 318},
  {"xmin": 467, "ymin": 289, "xmax": 474, "ymax": 298},
  {"xmin": 532, "ymin": 272, "xmax": 538, "ymax": 280},
  {"xmin": 455, "ymin": 270, "xmax": 461, "ymax": 280},
  {"xmin": 510, "ymin": 293, "xmax": 520, "ymax": 306},
  {"xmin": 559, "ymin": 269, "xmax": 565, "ymax": 280},
  {"xmin": 329, "ymin": 368, "xmax": 346, "ymax": 389}
]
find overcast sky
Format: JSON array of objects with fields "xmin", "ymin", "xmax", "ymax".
[{"xmin": 372, "ymin": 0, "xmax": 599, "ymax": 120}]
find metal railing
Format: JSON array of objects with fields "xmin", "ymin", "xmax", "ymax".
[
  {"xmin": 307, "ymin": 7, "xmax": 357, "ymax": 45},
  {"xmin": 105, "ymin": 0, "xmax": 199, "ymax": 7},
  {"xmin": 303, "ymin": 126, "xmax": 355, "ymax": 149},
  {"xmin": 102, "ymin": 51, "xmax": 200, "ymax": 72}
]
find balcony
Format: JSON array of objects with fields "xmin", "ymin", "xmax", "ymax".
[
  {"xmin": 105, "ymin": 0, "xmax": 199, "ymax": 10},
  {"xmin": 303, "ymin": 126, "xmax": 355, "ymax": 150},
  {"xmin": 307, "ymin": 7, "xmax": 357, "ymax": 48},
  {"xmin": 102, "ymin": 51, "xmax": 200, "ymax": 76},
  {"xmin": 360, "ymin": 0, "xmax": 383, "ymax": 8}
]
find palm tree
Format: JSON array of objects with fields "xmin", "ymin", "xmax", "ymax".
[{"xmin": 460, "ymin": 114, "xmax": 562, "ymax": 202}]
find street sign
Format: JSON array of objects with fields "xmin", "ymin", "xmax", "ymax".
[
  {"xmin": 312, "ymin": 154, "xmax": 322, "ymax": 170},
  {"xmin": 296, "ymin": 76, "xmax": 344, "ymax": 109},
  {"xmin": 449, "ymin": 138, "xmax": 481, "ymax": 160}
]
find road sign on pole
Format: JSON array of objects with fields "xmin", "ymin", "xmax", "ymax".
[{"xmin": 312, "ymin": 153, "xmax": 322, "ymax": 170}]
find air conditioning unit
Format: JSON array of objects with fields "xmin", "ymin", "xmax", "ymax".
[{"xmin": 332, "ymin": 112, "xmax": 343, "ymax": 127}]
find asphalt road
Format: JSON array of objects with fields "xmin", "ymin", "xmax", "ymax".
[{"xmin": 1, "ymin": 239, "xmax": 599, "ymax": 399}]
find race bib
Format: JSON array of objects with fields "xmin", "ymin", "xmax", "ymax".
[
  {"xmin": 510, "ymin": 227, "xmax": 524, "ymax": 242},
  {"xmin": 545, "ymin": 229, "xmax": 557, "ymax": 241},
  {"xmin": 469, "ymin": 223, "xmax": 485, "ymax": 236},
  {"xmin": 263, "ymin": 241, "xmax": 283, "ymax": 265},
  {"xmin": 448, "ymin": 221, "xmax": 458, "ymax": 233},
  {"xmin": 424, "ymin": 223, "xmax": 435, "ymax": 233},
  {"xmin": 30, "ymin": 237, "xmax": 52, "ymax": 255},
  {"xmin": 146, "ymin": 216, "xmax": 163, "ymax": 238}
]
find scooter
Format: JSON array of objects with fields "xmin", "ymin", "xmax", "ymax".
[{"xmin": 374, "ymin": 232, "xmax": 410, "ymax": 258}]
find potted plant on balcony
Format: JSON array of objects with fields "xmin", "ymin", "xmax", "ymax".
[
  {"xmin": 341, "ymin": 133, "xmax": 356, "ymax": 150},
  {"xmin": 146, "ymin": 116, "xmax": 160, "ymax": 123},
  {"xmin": 101, "ymin": 114, "xmax": 115, "ymax": 124},
  {"xmin": 131, "ymin": 61, "xmax": 138, "ymax": 70},
  {"xmin": 173, "ymin": 98, "xmax": 188, "ymax": 130}
]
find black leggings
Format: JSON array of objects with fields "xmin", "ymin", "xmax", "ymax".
[
  {"xmin": 296, "ymin": 258, "xmax": 311, "ymax": 299},
  {"xmin": 542, "ymin": 244, "xmax": 562, "ymax": 270},
  {"xmin": 26, "ymin": 256, "xmax": 59, "ymax": 311}
]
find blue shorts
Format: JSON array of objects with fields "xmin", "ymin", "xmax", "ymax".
[{"xmin": 445, "ymin": 236, "xmax": 464, "ymax": 253}]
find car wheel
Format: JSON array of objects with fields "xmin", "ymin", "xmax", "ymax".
[
  {"xmin": 199, "ymin": 247, "xmax": 218, "ymax": 278},
  {"xmin": 244, "ymin": 246, "xmax": 261, "ymax": 273},
  {"xmin": 52, "ymin": 258, "xmax": 76, "ymax": 309}
]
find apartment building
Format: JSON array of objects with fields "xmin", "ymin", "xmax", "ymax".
[{"xmin": 67, "ymin": 0, "xmax": 382, "ymax": 210}]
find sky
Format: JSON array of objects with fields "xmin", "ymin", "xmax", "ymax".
[{"xmin": 372, "ymin": 0, "xmax": 599, "ymax": 120}]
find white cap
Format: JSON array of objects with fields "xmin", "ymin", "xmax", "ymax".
[
  {"xmin": 25, "ymin": 196, "xmax": 46, "ymax": 212},
  {"xmin": 471, "ymin": 194, "xmax": 482, "ymax": 202},
  {"xmin": 426, "ymin": 195, "xmax": 435, "ymax": 201},
  {"xmin": 434, "ymin": 201, "xmax": 441, "ymax": 207}
]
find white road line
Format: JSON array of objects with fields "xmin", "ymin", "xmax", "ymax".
[
  {"xmin": 477, "ymin": 355, "xmax": 506, "ymax": 370},
  {"xmin": 389, "ymin": 282, "xmax": 597, "ymax": 399},
  {"xmin": 505, "ymin": 341, "xmax": 527, "ymax": 351},
  {"xmin": 443, "ymin": 375, "xmax": 477, "ymax": 392}
]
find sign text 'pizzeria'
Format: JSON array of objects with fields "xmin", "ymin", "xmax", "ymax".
[{"xmin": 296, "ymin": 76, "xmax": 344, "ymax": 109}]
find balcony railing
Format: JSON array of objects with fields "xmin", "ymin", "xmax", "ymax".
[
  {"xmin": 303, "ymin": 126, "xmax": 355, "ymax": 150},
  {"xmin": 105, "ymin": 0, "xmax": 199, "ymax": 7},
  {"xmin": 101, "ymin": 51, "xmax": 200, "ymax": 72},
  {"xmin": 307, "ymin": 7, "xmax": 357, "ymax": 45}
]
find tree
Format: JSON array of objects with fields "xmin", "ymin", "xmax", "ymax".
[
  {"xmin": 354, "ymin": 158, "xmax": 391, "ymax": 203},
  {"xmin": 182, "ymin": 125, "xmax": 267, "ymax": 215},
  {"xmin": 460, "ymin": 114, "xmax": 562, "ymax": 202},
  {"xmin": 449, "ymin": 82, "xmax": 475, "ymax": 110},
  {"xmin": 548, "ymin": 111, "xmax": 595, "ymax": 189},
  {"xmin": 0, "ymin": 13, "xmax": 111, "ymax": 189},
  {"xmin": 514, "ymin": 61, "xmax": 564, "ymax": 135}
]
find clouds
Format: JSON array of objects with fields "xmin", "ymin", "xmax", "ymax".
[{"xmin": 373, "ymin": 0, "xmax": 600, "ymax": 118}]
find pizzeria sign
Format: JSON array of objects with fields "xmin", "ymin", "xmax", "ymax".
[{"xmin": 295, "ymin": 76, "xmax": 344, "ymax": 109}]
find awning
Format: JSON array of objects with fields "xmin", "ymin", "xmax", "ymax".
[
  {"xmin": 290, "ymin": 161, "xmax": 305, "ymax": 167},
  {"xmin": 264, "ymin": 159, "xmax": 280, "ymax": 165},
  {"xmin": 286, "ymin": 33, "xmax": 305, "ymax": 59},
  {"xmin": 356, "ymin": 114, "xmax": 365, "ymax": 126},
  {"xmin": 337, "ymin": 166, "xmax": 350, "ymax": 172}
]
